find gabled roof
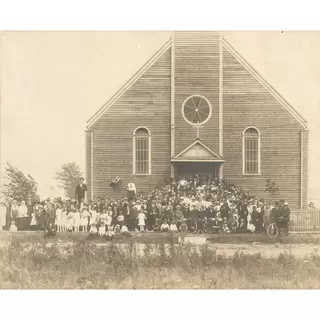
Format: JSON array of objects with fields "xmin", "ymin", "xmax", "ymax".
[
  {"xmin": 87, "ymin": 37, "xmax": 172, "ymax": 129},
  {"xmin": 171, "ymin": 140, "xmax": 224, "ymax": 162},
  {"xmin": 223, "ymin": 38, "xmax": 308, "ymax": 130}
]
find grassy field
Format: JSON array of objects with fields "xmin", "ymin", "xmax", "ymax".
[
  {"xmin": 1, "ymin": 236, "xmax": 320, "ymax": 289},
  {"xmin": 1, "ymin": 230, "xmax": 320, "ymax": 245}
]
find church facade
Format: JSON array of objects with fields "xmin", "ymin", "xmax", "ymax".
[{"xmin": 86, "ymin": 31, "xmax": 308, "ymax": 209}]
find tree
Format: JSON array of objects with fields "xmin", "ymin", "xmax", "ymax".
[
  {"xmin": 1, "ymin": 162, "xmax": 40, "ymax": 203},
  {"xmin": 55, "ymin": 162, "xmax": 83, "ymax": 198}
]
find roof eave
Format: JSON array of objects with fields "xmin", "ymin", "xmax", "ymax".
[
  {"xmin": 223, "ymin": 38, "xmax": 308, "ymax": 130},
  {"xmin": 86, "ymin": 37, "xmax": 172, "ymax": 129}
]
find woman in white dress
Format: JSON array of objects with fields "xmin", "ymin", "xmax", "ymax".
[{"xmin": 246, "ymin": 204, "xmax": 255, "ymax": 233}]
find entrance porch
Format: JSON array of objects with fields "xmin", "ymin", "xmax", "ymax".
[
  {"xmin": 171, "ymin": 139, "xmax": 225, "ymax": 179},
  {"xmin": 173, "ymin": 161, "xmax": 223, "ymax": 179}
]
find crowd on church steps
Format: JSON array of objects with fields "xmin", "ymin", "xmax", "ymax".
[{"xmin": 0, "ymin": 175, "xmax": 291, "ymax": 236}]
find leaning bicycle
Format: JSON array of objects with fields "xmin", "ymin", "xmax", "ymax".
[
  {"xmin": 266, "ymin": 219, "xmax": 279, "ymax": 238},
  {"xmin": 266, "ymin": 216, "xmax": 286, "ymax": 239}
]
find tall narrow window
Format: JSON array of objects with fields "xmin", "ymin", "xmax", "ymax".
[
  {"xmin": 133, "ymin": 127, "xmax": 151, "ymax": 175},
  {"xmin": 243, "ymin": 127, "xmax": 260, "ymax": 175}
]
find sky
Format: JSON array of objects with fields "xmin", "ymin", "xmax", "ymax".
[{"xmin": 1, "ymin": 31, "xmax": 320, "ymax": 204}]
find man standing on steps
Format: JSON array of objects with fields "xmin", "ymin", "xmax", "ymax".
[
  {"xmin": 75, "ymin": 177, "xmax": 87, "ymax": 208},
  {"xmin": 127, "ymin": 179, "xmax": 136, "ymax": 201}
]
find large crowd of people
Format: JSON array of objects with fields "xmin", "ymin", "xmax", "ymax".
[{"xmin": 0, "ymin": 175, "xmax": 291, "ymax": 236}]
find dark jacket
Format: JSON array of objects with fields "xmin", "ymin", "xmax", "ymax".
[{"xmin": 75, "ymin": 183, "xmax": 87, "ymax": 199}]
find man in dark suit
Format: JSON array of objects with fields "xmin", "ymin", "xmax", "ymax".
[
  {"xmin": 75, "ymin": 177, "xmax": 87, "ymax": 207},
  {"xmin": 129, "ymin": 202, "xmax": 138, "ymax": 231}
]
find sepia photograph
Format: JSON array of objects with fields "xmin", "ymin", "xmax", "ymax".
[{"xmin": 1, "ymin": 29, "xmax": 320, "ymax": 290}]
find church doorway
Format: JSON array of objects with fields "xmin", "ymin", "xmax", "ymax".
[{"xmin": 174, "ymin": 162, "xmax": 222, "ymax": 179}]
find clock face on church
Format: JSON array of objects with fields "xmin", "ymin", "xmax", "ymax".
[{"xmin": 182, "ymin": 95, "xmax": 212, "ymax": 126}]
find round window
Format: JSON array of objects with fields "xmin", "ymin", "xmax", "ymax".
[{"xmin": 182, "ymin": 95, "xmax": 212, "ymax": 125}]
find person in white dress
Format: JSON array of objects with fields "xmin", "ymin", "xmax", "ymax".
[
  {"xmin": 90, "ymin": 206, "xmax": 98, "ymax": 227},
  {"xmin": 81, "ymin": 206, "xmax": 90, "ymax": 232},
  {"xmin": 61, "ymin": 206, "xmax": 68, "ymax": 232},
  {"xmin": 73, "ymin": 210, "xmax": 81, "ymax": 232},
  {"xmin": 89, "ymin": 223, "xmax": 97, "ymax": 235},
  {"xmin": 67, "ymin": 210, "xmax": 74, "ymax": 232},
  {"xmin": 0, "ymin": 202, "xmax": 7, "ymax": 231},
  {"xmin": 106, "ymin": 211, "xmax": 113, "ymax": 231},
  {"xmin": 30, "ymin": 211, "xmax": 37, "ymax": 231},
  {"xmin": 137, "ymin": 211, "xmax": 146, "ymax": 232},
  {"xmin": 161, "ymin": 220, "xmax": 169, "ymax": 232},
  {"xmin": 55, "ymin": 205, "xmax": 63, "ymax": 232},
  {"xmin": 120, "ymin": 224, "xmax": 130, "ymax": 236},
  {"xmin": 169, "ymin": 222, "xmax": 178, "ymax": 232},
  {"xmin": 99, "ymin": 222, "xmax": 106, "ymax": 236}
]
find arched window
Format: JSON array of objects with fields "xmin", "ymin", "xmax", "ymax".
[
  {"xmin": 133, "ymin": 127, "xmax": 151, "ymax": 175},
  {"xmin": 243, "ymin": 127, "xmax": 260, "ymax": 175}
]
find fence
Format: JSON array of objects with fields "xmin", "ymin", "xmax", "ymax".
[{"xmin": 290, "ymin": 209, "xmax": 320, "ymax": 233}]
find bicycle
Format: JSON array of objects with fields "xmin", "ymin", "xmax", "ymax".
[
  {"xmin": 266, "ymin": 216, "xmax": 290, "ymax": 239},
  {"xmin": 266, "ymin": 220, "xmax": 279, "ymax": 239},
  {"xmin": 266, "ymin": 217, "xmax": 284, "ymax": 239}
]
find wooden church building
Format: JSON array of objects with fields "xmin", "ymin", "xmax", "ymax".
[{"xmin": 86, "ymin": 31, "xmax": 308, "ymax": 209}]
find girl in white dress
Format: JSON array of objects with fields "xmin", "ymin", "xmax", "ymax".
[
  {"xmin": 61, "ymin": 206, "xmax": 68, "ymax": 232},
  {"xmin": 99, "ymin": 222, "xmax": 106, "ymax": 236},
  {"xmin": 137, "ymin": 211, "xmax": 146, "ymax": 232},
  {"xmin": 169, "ymin": 222, "xmax": 178, "ymax": 232},
  {"xmin": 160, "ymin": 220, "xmax": 169, "ymax": 232},
  {"xmin": 120, "ymin": 224, "xmax": 130, "ymax": 235},
  {"xmin": 55, "ymin": 205, "xmax": 63, "ymax": 232},
  {"xmin": 81, "ymin": 207, "xmax": 89, "ymax": 232},
  {"xmin": 90, "ymin": 206, "xmax": 98, "ymax": 226},
  {"xmin": 67, "ymin": 210, "xmax": 74, "ymax": 232},
  {"xmin": 30, "ymin": 211, "xmax": 37, "ymax": 231},
  {"xmin": 106, "ymin": 212, "xmax": 113, "ymax": 231},
  {"xmin": 73, "ymin": 209, "xmax": 81, "ymax": 232},
  {"xmin": 89, "ymin": 223, "xmax": 98, "ymax": 235}
]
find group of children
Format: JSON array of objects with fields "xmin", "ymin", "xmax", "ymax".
[{"xmin": 51, "ymin": 200, "xmax": 250, "ymax": 237}]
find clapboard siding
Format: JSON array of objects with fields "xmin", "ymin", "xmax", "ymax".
[
  {"xmin": 174, "ymin": 32, "xmax": 220, "ymax": 156},
  {"xmin": 302, "ymin": 130, "xmax": 309, "ymax": 208},
  {"xmin": 86, "ymin": 33, "xmax": 308, "ymax": 208},
  {"xmin": 89, "ymin": 48, "xmax": 171, "ymax": 199},
  {"xmin": 85, "ymin": 130, "xmax": 92, "ymax": 200},
  {"xmin": 222, "ymin": 47, "xmax": 306, "ymax": 208}
]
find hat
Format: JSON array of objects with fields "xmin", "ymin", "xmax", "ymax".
[{"xmin": 284, "ymin": 202, "xmax": 288, "ymax": 206}]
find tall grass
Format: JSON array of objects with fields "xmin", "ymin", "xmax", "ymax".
[{"xmin": 1, "ymin": 238, "xmax": 320, "ymax": 289}]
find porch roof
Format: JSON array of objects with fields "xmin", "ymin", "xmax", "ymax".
[{"xmin": 171, "ymin": 139, "xmax": 225, "ymax": 163}]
